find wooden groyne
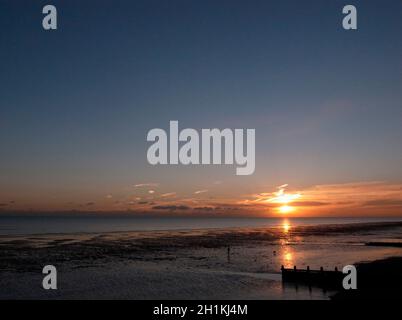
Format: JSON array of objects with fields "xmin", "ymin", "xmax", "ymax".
[{"xmin": 281, "ymin": 265, "xmax": 343, "ymax": 289}]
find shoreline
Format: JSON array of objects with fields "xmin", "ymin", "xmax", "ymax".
[
  {"xmin": 1, "ymin": 219, "xmax": 402, "ymax": 239},
  {"xmin": 2, "ymin": 216, "xmax": 402, "ymax": 237},
  {"xmin": 1, "ymin": 221, "xmax": 402, "ymax": 299}
]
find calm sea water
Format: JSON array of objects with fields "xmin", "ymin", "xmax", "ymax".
[{"xmin": 1, "ymin": 215, "xmax": 402, "ymax": 235}]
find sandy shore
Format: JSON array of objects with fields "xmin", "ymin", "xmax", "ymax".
[{"xmin": 1, "ymin": 222, "xmax": 402, "ymax": 299}]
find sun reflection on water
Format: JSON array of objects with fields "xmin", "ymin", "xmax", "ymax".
[
  {"xmin": 282, "ymin": 221, "xmax": 291, "ymax": 233},
  {"xmin": 280, "ymin": 219, "xmax": 295, "ymax": 267},
  {"xmin": 282, "ymin": 247, "xmax": 294, "ymax": 268}
]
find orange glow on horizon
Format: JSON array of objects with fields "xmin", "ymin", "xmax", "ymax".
[
  {"xmin": 264, "ymin": 184, "xmax": 301, "ymax": 215},
  {"xmin": 267, "ymin": 184, "xmax": 301, "ymax": 204},
  {"xmin": 279, "ymin": 205, "xmax": 294, "ymax": 214}
]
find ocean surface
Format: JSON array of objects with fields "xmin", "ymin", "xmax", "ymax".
[
  {"xmin": 1, "ymin": 215, "xmax": 402, "ymax": 235},
  {"xmin": 1, "ymin": 215, "xmax": 402, "ymax": 299}
]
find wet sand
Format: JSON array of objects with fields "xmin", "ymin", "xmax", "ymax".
[{"xmin": 1, "ymin": 222, "xmax": 402, "ymax": 299}]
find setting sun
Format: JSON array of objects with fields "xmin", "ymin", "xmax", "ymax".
[
  {"xmin": 267, "ymin": 184, "xmax": 301, "ymax": 204},
  {"xmin": 279, "ymin": 205, "xmax": 294, "ymax": 214},
  {"xmin": 266, "ymin": 185, "xmax": 301, "ymax": 215}
]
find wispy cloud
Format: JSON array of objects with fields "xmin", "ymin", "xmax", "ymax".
[
  {"xmin": 153, "ymin": 205, "xmax": 191, "ymax": 211},
  {"xmin": 363, "ymin": 199, "xmax": 402, "ymax": 207},
  {"xmin": 251, "ymin": 184, "xmax": 301, "ymax": 204},
  {"xmin": 134, "ymin": 183, "xmax": 159, "ymax": 188},
  {"xmin": 237, "ymin": 181, "xmax": 402, "ymax": 216},
  {"xmin": 161, "ymin": 192, "xmax": 176, "ymax": 198},
  {"xmin": 291, "ymin": 201, "xmax": 329, "ymax": 207},
  {"xmin": 194, "ymin": 190, "xmax": 208, "ymax": 194}
]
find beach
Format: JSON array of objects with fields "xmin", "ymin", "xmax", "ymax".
[{"xmin": 1, "ymin": 221, "xmax": 402, "ymax": 299}]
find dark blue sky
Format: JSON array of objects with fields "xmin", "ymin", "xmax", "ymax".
[{"xmin": 1, "ymin": 0, "xmax": 402, "ymax": 213}]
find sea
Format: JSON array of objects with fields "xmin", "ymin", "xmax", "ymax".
[{"xmin": 1, "ymin": 214, "xmax": 402, "ymax": 236}]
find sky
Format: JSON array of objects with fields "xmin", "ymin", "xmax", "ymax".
[{"xmin": 1, "ymin": 0, "xmax": 402, "ymax": 217}]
